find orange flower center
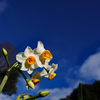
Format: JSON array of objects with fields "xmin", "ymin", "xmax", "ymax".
[
  {"xmin": 42, "ymin": 50, "xmax": 51, "ymax": 60},
  {"xmin": 26, "ymin": 56, "xmax": 36, "ymax": 65},
  {"xmin": 32, "ymin": 79, "xmax": 40, "ymax": 85},
  {"xmin": 48, "ymin": 73, "xmax": 56, "ymax": 80}
]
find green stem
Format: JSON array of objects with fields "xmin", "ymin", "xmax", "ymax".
[
  {"xmin": 8, "ymin": 62, "xmax": 21, "ymax": 72},
  {"xmin": 25, "ymin": 91, "xmax": 50, "ymax": 100},
  {"xmin": 0, "ymin": 63, "xmax": 21, "ymax": 94},
  {"xmin": 5, "ymin": 56, "xmax": 10, "ymax": 69},
  {"xmin": 0, "ymin": 72, "xmax": 9, "ymax": 93},
  {"xmin": 18, "ymin": 69, "xmax": 27, "ymax": 80},
  {"xmin": 25, "ymin": 94, "xmax": 40, "ymax": 100},
  {"xmin": 16, "ymin": 64, "xmax": 21, "ymax": 69},
  {"xmin": 43, "ymin": 67, "xmax": 49, "ymax": 73},
  {"xmin": 28, "ymin": 74, "xmax": 32, "ymax": 78}
]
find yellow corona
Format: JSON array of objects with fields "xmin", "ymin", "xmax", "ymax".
[
  {"xmin": 48, "ymin": 73, "xmax": 56, "ymax": 80},
  {"xmin": 26, "ymin": 56, "xmax": 36, "ymax": 65},
  {"xmin": 42, "ymin": 50, "xmax": 51, "ymax": 60},
  {"xmin": 32, "ymin": 79, "xmax": 40, "ymax": 85}
]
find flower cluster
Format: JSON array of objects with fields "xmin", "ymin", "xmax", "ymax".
[{"xmin": 16, "ymin": 41, "xmax": 58, "ymax": 90}]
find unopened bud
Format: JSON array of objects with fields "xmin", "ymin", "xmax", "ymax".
[
  {"xmin": 15, "ymin": 94, "xmax": 30, "ymax": 100},
  {"xmin": 39, "ymin": 91, "xmax": 50, "ymax": 97},
  {"xmin": 2, "ymin": 48, "xmax": 8, "ymax": 56},
  {"xmin": 26, "ymin": 79, "xmax": 35, "ymax": 89},
  {"xmin": 15, "ymin": 95, "xmax": 20, "ymax": 100},
  {"xmin": 22, "ymin": 94, "xmax": 29, "ymax": 99}
]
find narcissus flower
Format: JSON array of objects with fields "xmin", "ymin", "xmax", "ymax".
[
  {"xmin": 33, "ymin": 41, "xmax": 52, "ymax": 65},
  {"xmin": 40, "ymin": 63, "xmax": 58, "ymax": 80},
  {"xmin": 16, "ymin": 46, "xmax": 43, "ymax": 74},
  {"xmin": 26, "ymin": 71, "xmax": 40, "ymax": 90},
  {"xmin": 31, "ymin": 71, "xmax": 40, "ymax": 85}
]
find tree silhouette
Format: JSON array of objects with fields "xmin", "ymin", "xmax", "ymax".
[
  {"xmin": 60, "ymin": 81, "xmax": 100, "ymax": 100},
  {"xmin": 0, "ymin": 41, "xmax": 20, "ymax": 96}
]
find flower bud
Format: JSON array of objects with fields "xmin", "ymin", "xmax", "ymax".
[
  {"xmin": 21, "ymin": 94, "xmax": 29, "ymax": 100},
  {"xmin": 26, "ymin": 79, "xmax": 35, "ymax": 89},
  {"xmin": 2, "ymin": 48, "xmax": 8, "ymax": 56},
  {"xmin": 39, "ymin": 91, "xmax": 50, "ymax": 97},
  {"xmin": 15, "ymin": 95, "xmax": 20, "ymax": 100},
  {"xmin": 15, "ymin": 94, "xmax": 30, "ymax": 100}
]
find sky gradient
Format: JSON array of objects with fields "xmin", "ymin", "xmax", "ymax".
[{"xmin": 0, "ymin": 0, "xmax": 100, "ymax": 100}]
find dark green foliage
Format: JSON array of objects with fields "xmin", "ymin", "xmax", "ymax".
[
  {"xmin": 78, "ymin": 83, "xmax": 83, "ymax": 100},
  {"xmin": 60, "ymin": 81, "xmax": 100, "ymax": 100},
  {"xmin": 0, "ymin": 42, "xmax": 20, "ymax": 96}
]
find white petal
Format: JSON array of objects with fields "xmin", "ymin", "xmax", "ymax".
[
  {"xmin": 44, "ymin": 74, "xmax": 50, "ymax": 78},
  {"xmin": 49, "ymin": 64, "xmax": 58, "ymax": 75},
  {"xmin": 16, "ymin": 52, "xmax": 26, "ymax": 63},
  {"xmin": 49, "ymin": 69, "xmax": 54, "ymax": 75},
  {"xmin": 43, "ymin": 59, "xmax": 52, "ymax": 67},
  {"xmin": 43, "ymin": 60, "xmax": 49, "ymax": 68},
  {"xmin": 36, "ymin": 57, "xmax": 43, "ymax": 68},
  {"xmin": 31, "ymin": 71, "xmax": 40, "ymax": 79},
  {"xmin": 27, "ymin": 67, "xmax": 33, "ymax": 74},
  {"xmin": 40, "ymin": 69, "xmax": 47, "ymax": 76},
  {"xmin": 24, "ymin": 46, "xmax": 33, "ymax": 57},
  {"xmin": 42, "ymin": 72, "xmax": 50, "ymax": 77},
  {"xmin": 34, "ymin": 41, "xmax": 45, "ymax": 54},
  {"xmin": 20, "ymin": 60, "xmax": 28, "ymax": 71},
  {"xmin": 31, "ymin": 63, "xmax": 38, "ymax": 69},
  {"xmin": 51, "ymin": 63, "xmax": 58, "ymax": 70},
  {"xmin": 45, "ymin": 64, "xmax": 51, "ymax": 70}
]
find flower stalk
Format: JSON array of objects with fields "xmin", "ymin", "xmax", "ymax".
[
  {"xmin": 4, "ymin": 56, "xmax": 10, "ymax": 69},
  {"xmin": 8, "ymin": 62, "xmax": 21, "ymax": 72},
  {"xmin": 18, "ymin": 69, "xmax": 27, "ymax": 80},
  {"xmin": 43, "ymin": 67, "xmax": 49, "ymax": 73},
  {"xmin": 0, "ymin": 41, "xmax": 58, "ymax": 99},
  {"xmin": 25, "ymin": 91, "xmax": 50, "ymax": 100},
  {"xmin": 0, "ymin": 48, "xmax": 11, "ymax": 93},
  {"xmin": 18, "ymin": 69, "xmax": 34, "ymax": 89},
  {"xmin": 2, "ymin": 48, "xmax": 10, "ymax": 69},
  {"xmin": 0, "ymin": 72, "xmax": 9, "ymax": 93}
]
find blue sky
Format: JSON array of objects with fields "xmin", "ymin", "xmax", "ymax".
[{"xmin": 0, "ymin": 0, "xmax": 100, "ymax": 100}]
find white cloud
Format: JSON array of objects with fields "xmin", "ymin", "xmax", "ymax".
[
  {"xmin": 36, "ymin": 51, "xmax": 100, "ymax": 100},
  {"xmin": 0, "ymin": 93, "xmax": 15, "ymax": 100},
  {"xmin": 2, "ymin": 51, "xmax": 100, "ymax": 100},
  {"xmin": 79, "ymin": 52, "xmax": 100, "ymax": 80},
  {"xmin": 0, "ymin": 0, "xmax": 7, "ymax": 14},
  {"xmin": 60, "ymin": 51, "xmax": 100, "ymax": 99},
  {"xmin": 40, "ymin": 87, "xmax": 72, "ymax": 100},
  {"xmin": 65, "ymin": 51, "xmax": 100, "ymax": 87}
]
